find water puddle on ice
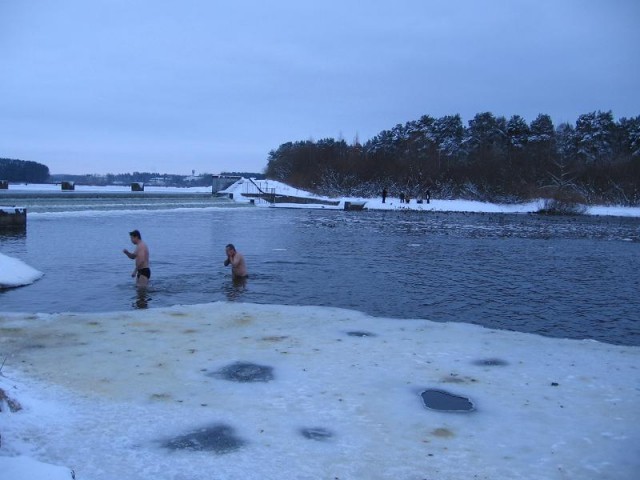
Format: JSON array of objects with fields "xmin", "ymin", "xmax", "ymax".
[
  {"xmin": 207, "ymin": 361, "xmax": 275, "ymax": 383},
  {"xmin": 162, "ymin": 423, "xmax": 246, "ymax": 454},
  {"xmin": 420, "ymin": 389, "xmax": 475, "ymax": 412}
]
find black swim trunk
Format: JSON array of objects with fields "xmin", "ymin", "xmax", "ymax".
[{"xmin": 137, "ymin": 268, "xmax": 151, "ymax": 279}]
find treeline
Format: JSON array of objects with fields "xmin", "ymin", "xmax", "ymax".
[
  {"xmin": 1, "ymin": 162, "xmax": 266, "ymax": 187},
  {"xmin": 0, "ymin": 158, "xmax": 50, "ymax": 183},
  {"xmin": 50, "ymin": 171, "xmax": 264, "ymax": 186},
  {"xmin": 221, "ymin": 171, "xmax": 266, "ymax": 180},
  {"xmin": 265, "ymin": 111, "xmax": 640, "ymax": 205},
  {"xmin": 50, "ymin": 172, "xmax": 213, "ymax": 187}
]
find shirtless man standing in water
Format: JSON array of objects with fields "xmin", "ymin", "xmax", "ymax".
[
  {"xmin": 123, "ymin": 229, "xmax": 150, "ymax": 288},
  {"xmin": 224, "ymin": 243, "xmax": 248, "ymax": 279}
]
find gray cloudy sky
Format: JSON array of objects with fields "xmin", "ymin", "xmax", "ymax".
[{"xmin": 1, "ymin": 0, "xmax": 639, "ymax": 175}]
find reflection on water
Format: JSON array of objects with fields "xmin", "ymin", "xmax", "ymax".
[
  {"xmin": 0, "ymin": 226, "xmax": 27, "ymax": 240},
  {"xmin": 133, "ymin": 287, "xmax": 151, "ymax": 309},
  {"xmin": 223, "ymin": 276, "xmax": 248, "ymax": 301}
]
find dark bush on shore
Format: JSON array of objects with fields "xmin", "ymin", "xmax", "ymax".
[{"xmin": 537, "ymin": 190, "xmax": 588, "ymax": 215}]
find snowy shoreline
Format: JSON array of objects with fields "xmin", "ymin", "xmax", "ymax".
[
  {"xmin": 3, "ymin": 180, "xmax": 640, "ymax": 217},
  {"xmin": 221, "ymin": 178, "xmax": 640, "ymax": 217}
]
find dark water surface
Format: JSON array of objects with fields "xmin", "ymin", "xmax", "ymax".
[{"xmin": 1, "ymin": 195, "xmax": 639, "ymax": 345}]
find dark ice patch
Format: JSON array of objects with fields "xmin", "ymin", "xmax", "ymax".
[
  {"xmin": 300, "ymin": 427, "xmax": 333, "ymax": 441},
  {"xmin": 473, "ymin": 358, "xmax": 508, "ymax": 366},
  {"xmin": 208, "ymin": 361, "xmax": 274, "ymax": 383},
  {"xmin": 440, "ymin": 374, "xmax": 477, "ymax": 384},
  {"xmin": 346, "ymin": 331, "xmax": 376, "ymax": 337},
  {"xmin": 421, "ymin": 389, "xmax": 475, "ymax": 412},
  {"xmin": 163, "ymin": 424, "xmax": 245, "ymax": 454}
]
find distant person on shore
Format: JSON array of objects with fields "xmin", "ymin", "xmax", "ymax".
[
  {"xmin": 400, "ymin": 192, "xmax": 405, "ymax": 204},
  {"xmin": 224, "ymin": 244, "xmax": 248, "ymax": 280},
  {"xmin": 426, "ymin": 189, "xmax": 431, "ymax": 204},
  {"xmin": 382, "ymin": 188, "xmax": 387, "ymax": 203},
  {"xmin": 123, "ymin": 229, "xmax": 150, "ymax": 288}
]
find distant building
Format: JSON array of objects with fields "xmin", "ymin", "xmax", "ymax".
[
  {"xmin": 212, "ymin": 174, "xmax": 242, "ymax": 194},
  {"xmin": 148, "ymin": 177, "xmax": 167, "ymax": 186}
]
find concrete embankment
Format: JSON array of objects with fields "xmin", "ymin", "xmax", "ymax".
[{"xmin": 0, "ymin": 206, "xmax": 27, "ymax": 226}]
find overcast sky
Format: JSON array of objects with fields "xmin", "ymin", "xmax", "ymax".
[{"xmin": 1, "ymin": 0, "xmax": 639, "ymax": 175}]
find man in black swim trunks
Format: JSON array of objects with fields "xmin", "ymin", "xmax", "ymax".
[{"xmin": 123, "ymin": 229, "xmax": 150, "ymax": 288}]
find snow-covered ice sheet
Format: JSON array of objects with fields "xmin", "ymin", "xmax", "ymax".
[
  {"xmin": 1, "ymin": 302, "xmax": 638, "ymax": 479},
  {"xmin": 0, "ymin": 253, "xmax": 44, "ymax": 289}
]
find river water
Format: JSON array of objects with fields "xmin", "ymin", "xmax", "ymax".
[{"xmin": 1, "ymin": 192, "xmax": 639, "ymax": 345}]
